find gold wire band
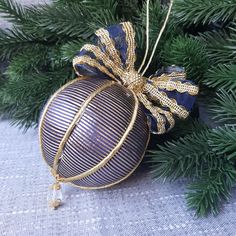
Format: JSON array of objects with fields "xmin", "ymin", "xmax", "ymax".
[
  {"xmin": 72, "ymin": 130, "xmax": 151, "ymax": 190},
  {"xmin": 39, "ymin": 78, "xmax": 86, "ymax": 168},
  {"xmin": 52, "ymin": 80, "xmax": 116, "ymax": 175},
  {"xmin": 57, "ymin": 90, "xmax": 140, "ymax": 183},
  {"xmin": 155, "ymin": 107, "xmax": 175, "ymax": 131},
  {"xmin": 152, "ymin": 78, "xmax": 199, "ymax": 96},
  {"xmin": 137, "ymin": 93, "xmax": 166, "ymax": 134},
  {"xmin": 121, "ymin": 22, "xmax": 136, "ymax": 71}
]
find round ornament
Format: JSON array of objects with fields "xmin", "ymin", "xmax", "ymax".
[
  {"xmin": 40, "ymin": 1, "xmax": 199, "ymax": 209},
  {"xmin": 39, "ymin": 77, "xmax": 150, "ymax": 189}
]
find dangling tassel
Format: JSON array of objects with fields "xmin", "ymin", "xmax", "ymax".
[{"xmin": 48, "ymin": 178, "xmax": 63, "ymax": 210}]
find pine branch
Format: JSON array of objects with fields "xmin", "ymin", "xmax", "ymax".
[
  {"xmin": 0, "ymin": 0, "xmax": 27, "ymax": 23},
  {"xmin": 60, "ymin": 40, "xmax": 86, "ymax": 62},
  {"xmin": 117, "ymin": 0, "xmax": 140, "ymax": 20},
  {"xmin": 210, "ymin": 90, "xmax": 236, "ymax": 123},
  {"xmin": 208, "ymin": 126, "xmax": 236, "ymax": 160},
  {"xmin": 81, "ymin": 0, "xmax": 118, "ymax": 13},
  {"xmin": 5, "ymin": 45, "xmax": 50, "ymax": 79},
  {"xmin": 204, "ymin": 64, "xmax": 236, "ymax": 91},
  {"xmin": 0, "ymin": 68, "xmax": 75, "ymax": 129},
  {"xmin": 174, "ymin": 0, "xmax": 236, "ymax": 26},
  {"xmin": 169, "ymin": 117, "xmax": 207, "ymax": 138},
  {"xmin": 53, "ymin": 0, "xmax": 83, "ymax": 5},
  {"xmin": 161, "ymin": 36, "xmax": 209, "ymax": 82},
  {"xmin": 37, "ymin": 1, "xmax": 119, "ymax": 39},
  {"xmin": 187, "ymin": 162, "xmax": 236, "ymax": 216},
  {"xmin": 87, "ymin": 9, "xmax": 120, "ymax": 32},
  {"xmin": 199, "ymin": 29, "xmax": 236, "ymax": 65},
  {"xmin": 0, "ymin": 27, "xmax": 47, "ymax": 60},
  {"xmin": 149, "ymin": 128, "xmax": 211, "ymax": 181},
  {"xmin": 36, "ymin": 3, "xmax": 93, "ymax": 38},
  {"xmin": 149, "ymin": 125, "xmax": 236, "ymax": 216}
]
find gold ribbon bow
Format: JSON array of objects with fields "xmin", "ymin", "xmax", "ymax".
[{"xmin": 73, "ymin": 21, "xmax": 198, "ymax": 134}]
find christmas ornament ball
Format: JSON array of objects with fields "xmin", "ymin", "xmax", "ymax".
[{"xmin": 39, "ymin": 77, "xmax": 150, "ymax": 189}]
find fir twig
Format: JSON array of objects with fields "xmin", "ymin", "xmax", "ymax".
[
  {"xmin": 204, "ymin": 64, "xmax": 236, "ymax": 91},
  {"xmin": 199, "ymin": 29, "xmax": 236, "ymax": 65},
  {"xmin": 0, "ymin": 0, "xmax": 27, "ymax": 23},
  {"xmin": 0, "ymin": 27, "xmax": 46, "ymax": 59},
  {"xmin": 161, "ymin": 36, "xmax": 209, "ymax": 82},
  {"xmin": 149, "ymin": 128, "xmax": 211, "ymax": 180},
  {"xmin": 0, "ymin": 69, "xmax": 75, "ymax": 129},
  {"xmin": 174, "ymin": 0, "xmax": 236, "ymax": 26},
  {"xmin": 208, "ymin": 126, "xmax": 236, "ymax": 160},
  {"xmin": 150, "ymin": 125, "xmax": 236, "ymax": 216},
  {"xmin": 210, "ymin": 90, "xmax": 236, "ymax": 124},
  {"xmin": 187, "ymin": 161, "xmax": 236, "ymax": 217}
]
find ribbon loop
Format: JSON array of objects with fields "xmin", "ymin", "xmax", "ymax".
[{"xmin": 73, "ymin": 22, "xmax": 198, "ymax": 134}]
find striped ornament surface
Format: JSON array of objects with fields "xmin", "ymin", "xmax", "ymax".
[{"xmin": 40, "ymin": 77, "xmax": 150, "ymax": 189}]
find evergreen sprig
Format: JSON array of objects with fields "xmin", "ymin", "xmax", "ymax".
[
  {"xmin": 0, "ymin": 27, "xmax": 42, "ymax": 59},
  {"xmin": 204, "ymin": 64, "xmax": 236, "ymax": 91},
  {"xmin": 149, "ymin": 128, "xmax": 211, "ymax": 181},
  {"xmin": 35, "ymin": 3, "xmax": 92, "ymax": 38},
  {"xmin": 208, "ymin": 126, "xmax": 236, "ymax": 160},
  {"xmin": 149, "ymin": 125, "xmax": 236, "ymax": 216},
  {"xmin": 161, "ymin": 35, "xmax": 209, "ymax": 82},
  {"xmin": 0, "ymin": 69, "xmax": 74, "ymax": 129},
  {"xmin": 187, "ymin": 161, "xmax": 236, "ymax": 216},
  {"xmin": 174, "ymin": 0, "xmax": 236, "ymax": 26},
  {"xmin": 210, "ymin": 90, "xmax": 236, "ymax": 123},
  {"xmin": 0, "ymin": 0, "xmax": 27, "ymax": 23},
  {"xmin": 199, "ymin": 29, "xmax": 236, "ymax": 65}
]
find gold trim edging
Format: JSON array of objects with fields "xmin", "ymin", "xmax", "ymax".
[
  {"xmin": 71, "ymin": 122, "xmax": 151, "ymax": 190},
  {"xmin": 59, "ymin": 89, "xmax": 139, "ymax": 183},
  {"xmin": 52, "ymin": 81, "xmax": 116, "ymax": 174},
  {"xmin": 39, "ymin": 78, "xmax": 86, "ymax": 168}
]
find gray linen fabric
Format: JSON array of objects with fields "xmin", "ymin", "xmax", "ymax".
[{"xmin": 0, "ymin": 119, "xmax": 236, "ymax": 236}]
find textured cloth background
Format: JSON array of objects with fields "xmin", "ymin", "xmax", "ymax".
[{"xmin": 0, "ymin": 119, "xmax": 236, "ymax": 236}]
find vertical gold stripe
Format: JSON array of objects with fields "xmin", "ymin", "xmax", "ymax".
[
  {"xmin": 39, "ymin": 78, "xmax": 86, "ymax": 168},
  {"xmin": 95, "ymin": 28, "xmax": 123, "ymax": 68},
  {"xmin": 58, "ymin": 90, "xmax": 140, "ymax": 183},
  {"xmin": 52, "ymin": 80, "xmax": 116, "ymax": 173},
  {"xmin": 121, "ymin": 22, "xmax": 136, "ymax": 71}
]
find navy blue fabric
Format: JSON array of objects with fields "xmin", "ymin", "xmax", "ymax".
[
  {"xmin": 153, "ymin": 66, "xmax": 185, "ymax": 77},
  {"xmin": 144, "ymin": 108, "xmax": 171, "ymax": 132},
  {"xmin": 161, "ymin": 89, "xmax": 196, "ymax": 111},
  {"xmin": 75, "ymin": 24, "xmax": 128, "ymax": 79},
  {"xmin": 106, "ymin": 24, "xmax": 128, "ymax": 67},
  {"xmin": 75, "ymin": 49, "xmax": 111, "ymax": 79}
]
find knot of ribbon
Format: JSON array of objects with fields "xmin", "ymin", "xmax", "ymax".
[{"xmin": 73, "ymin": 21, "xmax": 198, "ymax": 134}]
